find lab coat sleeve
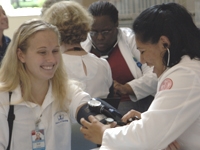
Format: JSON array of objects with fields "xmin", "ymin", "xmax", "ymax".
[
  {"xmin": 127, "ymin": 70, "xmax": 158, "ymax": 101},
  {"xmin": 100, "ymin": 67, "xmax": 200, "ymax": 150},
  {"xmin": 120, "ymin": 28, "xmax": 158, "ymax": 100},
  {"xmin": 103, "ymin": 58, "xmax": 113, "ymax": 88},
  {"xmin": 68, "ymin": 82, "xmax": 91, "ymax": 123},
  {"xmin": 0, "ymin": 96, "xmax": 9, "ymax": 149},
  {"xmin": 127, "ymin": 44, "xmax": 158, "ymax": 101}
]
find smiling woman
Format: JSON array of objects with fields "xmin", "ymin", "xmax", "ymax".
[
  {"xmin": 0, "ymin": 19, "xmax": 91, "ymax": 150},
  {"xmin": 135, "ymin": 38, "xmax": 166, "ymax": 77},
  {"xmin": 17, "ymin": 30, "xmax": 60, "ymax": 98},
  {"xmin": 80, "ymin": 2, "xmax": 200, "ymax": 150}
]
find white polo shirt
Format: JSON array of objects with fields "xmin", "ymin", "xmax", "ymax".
[{"xmin": 0, "ymin": 82, "xmax": 90, "ymax": 150}]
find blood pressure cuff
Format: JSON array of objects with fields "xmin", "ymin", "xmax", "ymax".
[{"xmin": 77, "ymin": 98, "xmax": 123, "ymax": 125}]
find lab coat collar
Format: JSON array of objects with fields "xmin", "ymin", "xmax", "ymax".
[{"xmin": 10, "ymin": 82, "xmax": 54, "ymax": 109}]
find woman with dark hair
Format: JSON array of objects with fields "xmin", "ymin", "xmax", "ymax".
[
  {"xmin": 81, "ymin": 0, "xmax": 157, "ymax": 114},
  {"xmin": 80, "ymin": 2, "xmax": 200, "ymax": 149}
]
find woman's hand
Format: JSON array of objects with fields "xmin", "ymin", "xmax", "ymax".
[
  {"xmin": 122, "ymin": 109, "xmax": 141, "ymax": 124},
  {"xmin": 80, "ymin": 115, "xmax": 116, "ymax": 144},
  {"xmin": 113, "ymin": 80, "xmax": 134, "ymax": 95},
  {"xmin": 165, "ymin": 141, "xmax": 180, "ymax": 150}
]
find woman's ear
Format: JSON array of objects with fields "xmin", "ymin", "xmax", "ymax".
[
  {"xmin": 17, "ymin": 48, "xmax": 25, "ymax": 63},
  {"xmin": 160, "ymin": 36, "xmax": 170, "ymax": 48}
]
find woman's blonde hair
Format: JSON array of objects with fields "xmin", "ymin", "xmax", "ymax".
[
  {"xmin": 42, "ymin": 1, "xmax": 93, "ymax": 45},
  {"xmin": 0, "ymin": 19, "xmax": 70, "ymax": 111}
]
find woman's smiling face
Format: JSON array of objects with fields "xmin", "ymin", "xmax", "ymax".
[
  {"xmin": 136, "ymin": 36, "xmax": 168, "ymax": 77},
  {"xmin": 17, "ymin": 30, "xmax": 61, "ymax": 82}
]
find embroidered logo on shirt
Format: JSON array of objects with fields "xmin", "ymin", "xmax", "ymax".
[
  {"xmin": 159, "ymin": 78, "xmax": 173, "ymax": 91},
  {"xmin": 54, "ymin": 112, "xmax": 69, "ymax": 124}
]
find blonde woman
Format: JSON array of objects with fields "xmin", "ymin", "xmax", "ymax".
[
  {"xmin": 0, "ymin": 19, "xmax": 90, "ymax": 150},
  {"xmin": 42, "ymin": 2, "xmax": 114, "ymax": 150}
]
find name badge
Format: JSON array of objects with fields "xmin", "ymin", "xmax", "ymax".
[{"xmin": 31, "ymin": 129, "xmax": 46, "ymax": 150}]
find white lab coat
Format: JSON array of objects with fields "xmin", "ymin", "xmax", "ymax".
[
  {"xmin": 100, "ymin": 55, "xmax": 200, "ymax": 150},
  {"xmin": 0, "ymin": 81, "xmax": 90, "ymax": 150},
  {"xmin": 81, "ymin": 27, "xmax": 158, "ymax": 101}
]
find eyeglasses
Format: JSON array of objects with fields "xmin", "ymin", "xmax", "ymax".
[{"xmin": 90, "ymin": 29, "xmax": 113, "ymax": 37}]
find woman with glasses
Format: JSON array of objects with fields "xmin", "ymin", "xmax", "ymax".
[
  {"xmin": 81, "ymin": 2, "xmax": 200, "ymax": 149},
  {"xmin": 81, "ymin": 1, "xmax": 157, "ymax": 114}
]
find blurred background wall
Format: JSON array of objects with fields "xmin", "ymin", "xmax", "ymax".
[{"xmin": 1, "ymin": 0, "xmax": 199, "ymax": 39}]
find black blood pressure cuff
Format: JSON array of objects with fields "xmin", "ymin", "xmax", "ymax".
[
  {"xmin": 77, "ymin": 98, "xmax": 124, "ymax": 125},
  {"xmin": 77, "ymin": 101, "xmax": 104, "ymax": 124}
]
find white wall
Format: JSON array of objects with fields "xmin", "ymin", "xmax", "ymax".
[
  {"xmin": 1, "ymin": 0, "xmax": 39, "ymax": 39},
  {"xmin": 2, "ymin": 0, "xmax": 97, "ymax": 39},
  {"xmin": 3, "ymin": 0, "xmax": 198, "ymax": 39},
  {"xmin": 4, "ymin": 15, "xmax": 40, "ymax": 39}
]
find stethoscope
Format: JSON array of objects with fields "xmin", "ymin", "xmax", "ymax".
[
  {"xmin": 88, "ymin": 35, "xmax": 118, "ymax": 59},
  {"xmin": 88, "ymin": 35, "xmax": 142, "ymax": 69}
]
